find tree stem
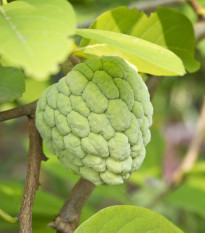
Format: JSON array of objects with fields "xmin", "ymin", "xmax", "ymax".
[
  {"xmin": 49, "ymin": 178, "xmax": 95, "ymax": 233},
  {"xmin": 19, "ymin": 117, "xmax": 46, "ymax": 233},
  {"xmin": 0, "ymin": 100, "xmax": 37, "ymax": 122}
]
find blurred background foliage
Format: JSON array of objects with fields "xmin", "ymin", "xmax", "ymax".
[{"xmin": 0, "ymin": 0, "xmax": 205, "ymax": 233}]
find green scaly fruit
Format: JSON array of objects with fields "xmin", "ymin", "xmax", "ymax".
[{"xmin": 35, "ymin": 56, "xmax": 153, "ymax": 185}]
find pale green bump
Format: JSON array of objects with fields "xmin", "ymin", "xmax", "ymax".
[
  {"xmin": 81, "ymin": 133, "xmax": 109, "ymax": 157},
  {"xmin": 131, "ymin": 146, "xmax": 146, "ymax": 172},
  {"xmin": 100, "ymin": 170, "xmax": 123, "ymax": 185},
  {"xmin": 73, "ymin": 63, "xmax": 94, "ymax": 80},
  {"xmin": 108, "ymin": 133, "xmax": 130, "ymax": 160},
  {"xmin": 130, "ymin": 143, "xmax": 141, "ymax": 158},
  {"xmin": 60, "ymin": 149, "xmax": 72, "ymax": 158},
  {"xmin": 66, "ymin": 70, "xmax": 88, "ymax": 95},
  {"xmin": 114, "ymin": 78, "xmax": 134, "ymax": 110},
  {"xmin": 139, "ymin": 89, "xmax": 150, "ymax": 102},
  {"xmin": 80, "ymin": 167, "xmax": 102, "ymax": 186},
  {"xmin": 140, "ymin": 82, "xmax": 150, "ymax": 101},
  {"xmin": 60, "ymin": 156, "xmax": 79, "ymax": 174},
  {"xmin": 106, "ymin": 99, "xmax": 131, "ymax": 131},
  {"xmin": 38, "ymin": 86, "xmax": 52, "ymax": 110},
  {"xmin": 101, "ymin": 56, "xmax": 128, "ymax": 79},
  {"xmin": 141, "ymin": 116, "xmax": 149, "ymax": 135},
  {"xmin": 88, "ymin": 113, "xmax": 115, "ymax": 140},
  {"xmin": 106, "ymin": 156, "xmax": 132, "ymax": 174},
  {"xmin": 35, "ymin": 110, "xmax": 52, "ymax": 139},
  {"xmin": 70, "ymin": 95, "xmax": 90, "ymax": 117},
  {"xmin": 143, "ymin": 129, "xmax": 151, "ymax": 146},
  {"xmin": 52, "ymin": 127, "xmax": 65, "ymax": 150},
  {"xmin": 64, "ymin": 133, "xmax": 86, "ymax": 159},
  {"xmin": 65, "ymin": 152, "xmax": 83, "ymax": 166},
  {"xmin": 85, "ymin": 58, "xmax": 102, "ymax": 71},
  {"xmin": 122, "ymin": 173, "xmax": 130, "ymax": 180},
  {"xmin": 132, "ymin": 101, "xmax": 144, "ymax": 120},
  {"xmin": 82, "ymin": 82, "xmax": 108, "ymax": 113},
  {"xmin": 57, "ymin": 78, "xmax": 70, "ymax": 96},
  {"xmin": 138, "ymin": 118, "xmax": 143, "ymax": 127},
  {"xmin": 82, "ymin": 154, "xmax": 106, "ymax": 172},
  {"xmin": 67, "ymin": 111, "xmax": 90, "ymax": 138},
  {"xmin": 124, "ymin": 113, "xmax": 140, "ymax": 145},
  {"xmin": 38, "ymin": 95, "xmax": 47, "ymax": 111},
  {"xmin": 143, "ymin": 101, "xmax": 153, "ymax": 118},
  {"xmin": 44, "ymin": 139, "xmax": 56, "ymax": 155},
  {"xmin": 47, "ymin": 84, "xmax": 59, "ymax": 109},
  {"xmin": 55, "ymin": 109, "xmax": 61, "ymax": 118},
  {"xmin": 57, "ymin": 93, "xmax": 72, "ymax": 116},
  {"xmin": 44, "ymin": 105, "xmax": 55, "ymax": 127},
  {"xmin": 92, "ymin": 71, "xmax": 119, "ymax": 99},
  {"xmin": 147, "ymin": 115, "xmax": 153, "ymax": 127},
  {"xmin": 74, "ymin": 158, "xmax": 84, "ymax": 167},
  {"xmin": 55, "ymin": 114, "xmax": 71, "ymax": 135},
  {"xmin": 125, "ymin": 70, "xmax": 143, "ymax": 101}
]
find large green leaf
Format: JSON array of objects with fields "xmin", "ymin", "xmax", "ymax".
[
  {"xmin": 0, "ymin": 64, "xmax": 25, "ymax": 103},
  {"xmin": 76, "ymin": 28, "xmax": 185, "ymax": 76},
  {"xmin": 0, "ymin": 0, "xmax": 76, "ymax": 79},
  {"xmin": 75, "ymin": 205, "xmax": 183, "ymax": 233},
  {"xmin": 79, "ymin": 7, "xmax": 199, "ymax": 73}
]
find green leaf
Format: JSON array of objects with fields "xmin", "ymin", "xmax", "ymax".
[
  {"xmin": 0, "ymin": 64, "xmax": 25, "ymax": 103},
  {"xmin": 79, "ymin": 7, "xmax": 199, "ymax": 73},
  {"xmin": 75, "ymin": 205, "xmax": 184, "ymax": 233},
  {"xmin": 0, "ymin": 181, "xmax": 62, "ymax": 232},
  {"xmin": 76, "ymin": 28, "xmax": 185, "ymax": 76},
  {"xmin": 0, "ymin": 0, "xmax": 76, "ymax": 79}
]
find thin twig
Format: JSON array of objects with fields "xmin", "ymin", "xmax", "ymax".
[
  {"xmin": 69, "ymin": 55, "xmax": 82, "ymax": 66},
  {"xmin": 172, "ymin": 96, "xmax": 205, "ymax": 185},
  {"xmin": 18, "ymin": 117, "xmax": 46, "ymax": 233},
  {"xmin": 49, "ymin": 178, "xmax": 95, "ymax": 233},
  {"xmin": 148, "ymin": 97, "xmax": 205, "ymax": 208},
  {"xmin": 195, "ymin": 21, "xmax": 205, "ymax": 42},
  {"xmin": 0, "ymin": 100, "xmax": 37, "ymax": 122},
  {"xmin": 188, "ymin": 0, "xmax": 205, "ymax": 21}
]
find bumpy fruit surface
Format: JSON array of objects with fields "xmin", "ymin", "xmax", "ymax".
[{"xmin": 35, "ymin": 56, "xmax": 153, "ymax": 185}]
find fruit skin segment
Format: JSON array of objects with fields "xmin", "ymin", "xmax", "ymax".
[{"xmin": 35, "ymin": 56, "xmax": 153, "ymax": 185}]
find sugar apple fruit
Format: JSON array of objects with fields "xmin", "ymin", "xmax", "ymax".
[{"xmin": 35, "ymin": 56, "xmax": 153, "ymax": 186}]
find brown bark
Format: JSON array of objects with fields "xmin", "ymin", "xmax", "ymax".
[
  {"xmin": 49, "ymin": 178, "xmax": 95, "ymax": 233},
  {"xmin": 18, "ymin": 117, "xmax": 46, "ymax": 233}
]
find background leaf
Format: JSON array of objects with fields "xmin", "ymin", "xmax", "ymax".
[
  {"xmin": 0, "ymin": 0, "xmax": 76, "ymax": 79},
  {"xmin": 167, "ymin": 171, "xmax": 205, "ymax": 218},
  {"xmin": 75, "ymin": 205, "xmax": 184, "ymax": 233},
  {"xmin": 0, "ymin": 182, "xmax": 62, "ymax": 232},
  {"xmin": 76, "ymin": 28, "xmax": 185, "ymax": 76},
  {"xmin": 79, "ymin": 7, "xmax": 199, "ymax": 73},
  {"xmin": 0, "ymin": 64, "xmax": 25, "ymax": 103}
]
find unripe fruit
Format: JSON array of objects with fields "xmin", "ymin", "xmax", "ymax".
[{"xmin": 36, "ymin": 56, "xmax": 153, "ymax": 185}]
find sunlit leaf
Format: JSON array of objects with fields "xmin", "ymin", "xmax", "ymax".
[
  {"xmin": 0, "ymin": 64, "xmax": 25, "ymax": 103},
  {"xmin": 79, "ymin": 7, "xmax": 199, "ymax": 73},
  {"xmin": 76, "ymin": 28, "xmax": 185, "ymax": 76},
  {"xmin": 75, "ymin": 205, "xmax": 184, "ymax": 233},
  {"xmin": 0, "ymin": 0, "xmax": 76, "ymax": 79}
]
